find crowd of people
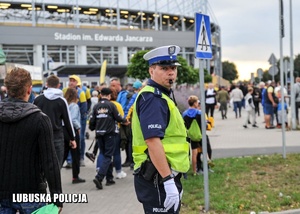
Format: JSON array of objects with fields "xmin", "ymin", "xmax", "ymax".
[
  {"xmin": 1, "ymin": 45, "xmax": 300, "ymax": 213},
  {"xmin": 203, "ymin": 79, "xmax": 297, "ymax": 130},
  {"xmin": 0, "ymin": 45, "xmax": 208, "ymax": 213}
]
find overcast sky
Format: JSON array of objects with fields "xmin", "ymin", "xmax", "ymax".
[{"xmin": 208, "ymin": 0, "xmax": 300, "ymax": 80}]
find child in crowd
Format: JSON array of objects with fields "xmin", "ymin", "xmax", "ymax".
[
  {"xmin": 243, "ymin": 87, "xmax": 258, "ymax": 128},
  {"xmin": 277, "ymin": 90, "xmax": 288, "ymax": 129}
]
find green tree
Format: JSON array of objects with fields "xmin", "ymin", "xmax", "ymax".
[
  {"xmin": 273, "ymin": 54, "xmax": 300, "ymax": 79},
  {"xmin": 262, "ymin": 70, "xmax": 273, "ymax": 82},
  {"xmin": 294, "ymin": 54, "xmax": 300, "ymax": 77},
  {"xmin": 189, "ymin": 67, "xmax": 212, "ymax": 83},
  {"xmin": 127, "ymin": 50, "xmax": 150, "ymax": 80},
  {"xmin": 264, "ymin": 55, "xmax": 300, "ymax": 82},
  {"xmin": 222, "ymin": 61, "xmax": 239, "ymax": 82},
  {"xmin": 204, "ymin": 69, "xmax": 213, "ymax": 83},
  {"xmin": 176, "ymin": 56, "xmax": 198, "ymax": 85},
  {"xmin": 254, "ymin": 77, "xmax": 260, "ymax": 84},
  {"xmin": 176, "ymin": 56, "xmax": 212, "ymax": 84}
]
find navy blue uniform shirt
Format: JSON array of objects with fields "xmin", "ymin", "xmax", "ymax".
[{"xmin": 136, "ymin": 79, "xmax": 172, "ymax": 140}]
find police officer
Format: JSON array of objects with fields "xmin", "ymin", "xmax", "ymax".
[{"xmin": 132, "ymin": 45, "xmax": 190, "ymax": 213}]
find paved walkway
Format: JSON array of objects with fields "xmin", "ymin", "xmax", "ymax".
[{"xmin": 60, "ymin": 106, "xmax": 300, "ymax": 213}]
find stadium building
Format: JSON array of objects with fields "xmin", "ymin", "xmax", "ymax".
[{"xmin": 0, "ymin": 0, "xmax": 221, "ymax": 89}]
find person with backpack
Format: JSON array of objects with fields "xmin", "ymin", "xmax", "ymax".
[
  {"xmin": 116, "ymin": 83, "xmax": 134, "ymax": 110},
  {"xmin": 263, "ymin": 80, "xmax": 277, "ymax": 129},
  {"xmin": 182, "ymin": 95, "xmax": 203, "ymax": 176},
  {"xmin": 121, "ymin": 80, "xmax": 143, "ymax": 169}
]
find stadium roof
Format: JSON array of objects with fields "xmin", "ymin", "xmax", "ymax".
[{"xmin": 4, "ymin": 0, "xmax": 203, "ymax": 17}]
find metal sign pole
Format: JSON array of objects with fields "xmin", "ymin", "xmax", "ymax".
[
  {"xmin": 199, "ymin": 58, "xmax": 209, "ymax": 211},
  {"xmin": 289, "ymin": 0, "xmax": 296, "ymax": 130},
  {"xmin": 279, "ymin": 0, "xmax": 286, "ymax": 158},
  {"xmin": 195, "ymin": 12, "xmax": 212, "ymax": 212}
]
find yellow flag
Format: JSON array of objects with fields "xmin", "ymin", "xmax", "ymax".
[{"xmin": 100, "ymin": 60, "xmax": 107, "ymax": 84}]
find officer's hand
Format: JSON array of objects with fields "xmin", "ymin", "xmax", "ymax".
[{"xmin": 163, "ymin": 179, "xmax": 179, "ymax": 211}]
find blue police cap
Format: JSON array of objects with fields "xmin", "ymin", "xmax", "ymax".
[{"xmin": 143, "ymin": 45, "xmax": 181, "ymax": 66}]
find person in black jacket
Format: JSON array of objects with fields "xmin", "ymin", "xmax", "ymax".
[
  {"xmin": 89, "ymin": 87, "xmax": 128, "ymax": 190},
  {"xmin": 34, "ymin": 75, "xmax": 76, "ymax": 168},
  {"xmin": 253, "ymin": 85, "xmax": 261, "ymax": 117},
  {"xmin": 0, "ymin": 67, "xmax": 63, "ymax": 213}
]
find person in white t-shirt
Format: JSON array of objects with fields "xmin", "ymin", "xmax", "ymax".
[
  {"xmin": 90, "ymin": 90, "xmax": 99, "ymax": 111},
  {"xmin": 230, "ymin": 84, "xmax": 244, "ymax": 118},
  {"xmin": 204, "ymin": 83, "xmax": 217, "ymax": 118}
]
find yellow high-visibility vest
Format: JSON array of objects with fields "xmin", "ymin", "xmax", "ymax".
[{"xmin": 132, "ymin": 85, "xmax": 189, "ymax": 173}]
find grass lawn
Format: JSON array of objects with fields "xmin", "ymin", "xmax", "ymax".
[{"xmin": 181, "ymin": 153, "xmax": 300, "ymax": 214}]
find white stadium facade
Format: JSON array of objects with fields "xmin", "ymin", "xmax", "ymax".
[{"xmin": 0, "ymin": 0, "xmax": 221, "ymax": 89}]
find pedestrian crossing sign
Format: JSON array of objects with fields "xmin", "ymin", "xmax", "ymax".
[{"xmin": 195, "ymin": 13, "xmax": 212, "ymax": 59}]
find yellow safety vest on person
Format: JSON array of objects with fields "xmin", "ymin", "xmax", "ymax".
[{"xmin": 132, "ymin": 85, "xmax": 190, "ymax": 173}]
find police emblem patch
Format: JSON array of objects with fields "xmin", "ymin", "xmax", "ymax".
[{"xmin": 168, "ymin": 46, "xmax": 176, "ymax": 57}]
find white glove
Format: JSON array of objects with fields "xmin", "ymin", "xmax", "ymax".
[
  {"xmin": 180, "ymin": 189, "xmax": 183, "ymax": 200},
  {"xmin": 163, "ymin": 178, "xmax": 179, "ymax": 211}
]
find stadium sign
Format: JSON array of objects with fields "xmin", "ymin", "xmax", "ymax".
[
  {"xmin": 0, "ymin": 26, "xmax": 194, "ymax": 47},
  {"xmin": 54, "ymin": 32, "xmax": 154, "ymax": 43}
]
